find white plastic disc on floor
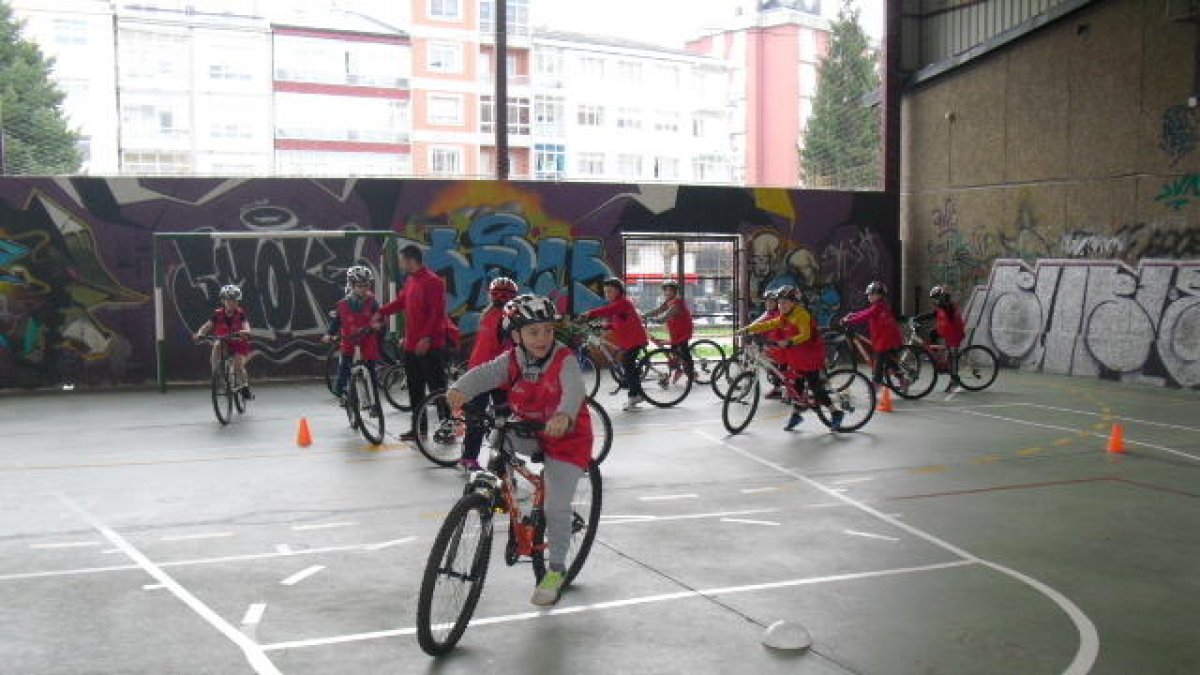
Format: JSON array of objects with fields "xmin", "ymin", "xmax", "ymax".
[{"xmin": 762, "ymin": 620, "xmax": 811, "ymax": 651}]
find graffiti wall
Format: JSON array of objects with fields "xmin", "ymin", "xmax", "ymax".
[
  {"xmin": 0, "ymin": 178, "xmax": 897, "ymax": 389},
  {"xmin": 964, "ymin": 258, "xmax": 1200, "ymax": 389}
]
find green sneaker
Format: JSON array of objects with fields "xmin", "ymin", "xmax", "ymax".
[{"xmin": 531, "ymin": 570, "xmax": 565, "ymax": 606}]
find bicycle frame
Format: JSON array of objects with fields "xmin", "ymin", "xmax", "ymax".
[
  {"xmin": 904, "ymin": 320, "xmax": 952, "ymax": 373},
  {"xmin": 737, "ymin": 341, "xmax": 823, "ymax": 405},
  {"xmin": 463, "ymin": 418, "xmax": 550, "ymax": 561}
]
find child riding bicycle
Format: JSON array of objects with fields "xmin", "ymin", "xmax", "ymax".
[
  {"xmin": 641, "ymin": 279, "xmax": 694, "ymax": 383},
  {"xmin": 841, "ymin": 281, "xmax": 904, "ymax": 388},
  {"xmin": 582, "ymin": 277, "xmax": 649, "ymax": 411},
  {"xmin": 322, "ymin": 265, "xmax": 383, "ymax": 402},
  {"xmin": 193, "ymin": 284, "xmax": 253, "ymax": 399},
  {"xmin": 741, "ymin": 285, "xmax": 843, "ymax": 431},
  {"xmin": 446, "ymin": 294, "xmax": 592, "ymax": 607},
  {"xmin": 457, "ymin": 277, "xmax": 519, "ymax": 471}
]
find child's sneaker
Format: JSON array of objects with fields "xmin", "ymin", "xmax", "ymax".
[
  {"xmin": 829, "ymin": 410, "xmax": 845, "ymax": 431},
  {"xmin": 240, "ymin": 385, "xmax": 254, "ymax": 401},
  {"xmin": 531, "ymin": 570, "xmax": 565, "ymax": 606},
  {"xmin": 622, "ymin": 395, "xmax": 643, "ymax": 411},
  {"xmin": 784, "ymin": 411, "xmax": 804, "ymax": 431},
  {"xmin": 459, "ymin": 458, "xmax": 482, "ymax": 471}
]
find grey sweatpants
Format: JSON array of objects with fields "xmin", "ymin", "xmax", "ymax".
[{"xmin": 505, "ymin": 442, "xmax": 586, "ymax": 571}]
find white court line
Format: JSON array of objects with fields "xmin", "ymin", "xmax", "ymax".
[
  {"xmin": 275, "ymin": 544, "xmax": 292, "ymax": 554},
  {"xmin": 740, "ymin": 486, "xmax": 782, "ymax": 494},
  {"xmin": 599, "ymin": 508, "xmax": 779, "ymax": 525},
  {"xmin": 142, "ymin": 583, "xmax": 165, "ymax": 590},
  {"xmin": 830, "ymin": 477, "xmax": 873, "ymax": 485},
  {"xmin": 637, "ymin": 494, "xmax": 698, "ymax": 502},
  {"xmin": 162, "ymin": 532, "xmax": 234, "ymax": 542},
  {"xmin": 693, "ymin": 430, "xmax": 1099, "ymax": 675},
  {"xmin": 30, "ymin": 541, "xmax": 101, "ymax": 550},
  {"xmin": 259, "ymin": 559, "xmax": 975, "ymax": 651},
  {"xmin": 242, "ymin": 603, "xmax": 266, "ymax": 626},
  {"xmin": 720, "ymin": 518, "xmax": 780, "ymax": 527},
  {"xmin": 957, "ymin": 409, "xmax": 1200, "ymax": 464},
  {"xmin": 54, "ymin": 493, "xmax": 281, "ymax": 675},
  {"xmin": 280, "ymin": 565, "xmax": 324, "ymax": 586},
  {"xmin": 291, "ymin": 522, "xmax": 356, "ymax": 531},
  {"xmin": 1016, "ymin": 402, "xmax": 1200, "ymax": 433},
  {"xmin": 363, "ymin": 537, "xmax": 416, "ymax": 552},
  {"xmin": 843, "ymin": 529, "xmax": 899, "ymax": 542}
]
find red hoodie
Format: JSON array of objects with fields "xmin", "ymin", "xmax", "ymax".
[
  {"xmin": 586, "ymin": 295, "xmax": 649, "ymax": 351},
  {"xmin": 379, "ymin": 266, "xmax": 447, "ymax": 351},
  {"xmin": 844, "ymin": 300, "xmax": 903, "ymax": 353}
]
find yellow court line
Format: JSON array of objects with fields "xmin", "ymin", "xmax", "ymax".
[
  {"xmin": 1017, "ymin": 447, "xmax": 1043, "ymax": 457},
  {"xmin": 1052, "ymin": 438, "xmax": 1074, "ymax": 447}
]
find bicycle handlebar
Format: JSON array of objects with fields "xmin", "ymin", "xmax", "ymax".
[{"xmin": 459, "ymin": 409, "xmax": 545, "ymax": 438}]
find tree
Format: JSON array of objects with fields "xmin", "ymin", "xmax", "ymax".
[
  {"xmin": 0, "ymin": 1, "xmax": 81, "ymax": 175},
  {"xmin": 801, "ymin": 0, "xmax": 880, "ymax": 189}
]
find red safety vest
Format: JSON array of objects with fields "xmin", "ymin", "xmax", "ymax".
[{"xmin": 504, "ymin": 346, "xmax": 592, "ymax": 470}]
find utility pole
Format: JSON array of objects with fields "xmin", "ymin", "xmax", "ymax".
[{"xmin": 495, "ymin": 0, "xmax": 509, "ymax": 180}]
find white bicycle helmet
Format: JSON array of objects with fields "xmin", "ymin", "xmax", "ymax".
[
  {"xmin": 505, "ymin": 294, "xmax": 559, "ymax": 330},
  {"xmin": 346, "ymin": 265, "xmax": 374, "ymax": 286},
  {"xmin": 219, "ymin": 284, "xmax": 242, "ymax": 301}
]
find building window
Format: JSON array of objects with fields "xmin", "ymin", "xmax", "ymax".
[
  {"xmin": 53, "ymin": 18, "xmax": 88, "ymax": 46},
  {"xmin": 480, "ymin": 96, "xmax": 531, "ymax": 135},
  {"xmin": 429, "ymin": 0, "xmax": 460, "ymax": 20},
  {"xmin": 122, "ymin": 150, "xmax": 190, "ymax": 175},
  {"xmin": 693, "ymin": 155, "xmax": 728, "ymax": 182},
  {"xmin": 535, "ymin": 50, "xmax": 563, "ymax": 87},
  {"xmin": 430, "ymin": 147, "xmax": 462, "ymax": 175},
  {"xmin": 534, "ymin": 143, "xmax": 565, "ymax": 179},
  {"xmin": 576, "ymin": 104, "xmax": 603, "ymax": 127},
  {"xmin": 209, "ymin": 63, "xmax": 253, "ymax": 81},
  {"xmin": 427, "ymin": 95, "xmax": 463, "ymax": 125},
  {"xmin": 122, "ymin": 103, "xmax": 187, "ymax": 138},
  {"xmin": 653, "ymin": 110, "xmax": 680, "ymax": 134},
  {"xmin": 616, "ymin": 107, "xmax": 642, "ymax": 131},
  {"xmin": 616, "ymin": 60, "xmax": 642, "ymax": 84},
  {"xmin": 534, "ymin": 96, "xmax": 564, "ymax": 135},
  {"xmin": 428, "ymin": 42, "xmax": 462, "ymax": 73},
  {"xmin": 653, "ymin": 156, "xmax": 680, "ymax": 180},
  {"xmin": 479, "ymin": 0, "xmax": 529, "ymax": 34},
  {"xmin": 618, "ymin": 154, "xmax": 643, "ymax": 179},
  {"xmin": 577, "ymin": 56, "xmax": 604, "ymax": 80},
  {"xmin": 577, "ymin": 152, "xmax": 604, "ymax": 176}
]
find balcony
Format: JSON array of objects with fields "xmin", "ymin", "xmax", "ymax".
[
  {"xmin": 276, "ymin": 128, "xmax": 409, "ymax": 144},
  {"xmin": 273, "ymin": 69, "xmax": 409, "ymax": 89}
]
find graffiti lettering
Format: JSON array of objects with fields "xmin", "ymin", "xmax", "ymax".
[{"xmin": 1059, "ymin": 231, "xmax": 1130, "ymax": 258}]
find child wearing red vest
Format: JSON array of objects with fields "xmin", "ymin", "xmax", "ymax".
[
  {"xmin": 322, "ymin": 266, "xmax": 382, "ymax": 400},
  {"xmin": 583, "ymin": 277, "xmax": 649, "ymax": 410},
  {"xmin": 457, "ymin": 277, "xmax": 519, "ymax": 471},
  {"xmin": 642, "ymin": 279, "xmax": 694, "ymax": 382},
  {"xmin": 447, "ymin": 294, "xmax": 592, "ymax": 608},
  {"xmin": 193, "ymin": 284, "xmax": 254, "ymax": 399},
  {"xmin": 918, "ymin": 285, "xmax": 966, "ymax": 349},
  {"xmin": 842, "ymin": 281, "xmax": 903, "ymax": 387}
]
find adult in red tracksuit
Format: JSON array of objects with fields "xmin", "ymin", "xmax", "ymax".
[
  {"xmin": 379, "ymin": 245, "xmax": 448, "ymax": 441},
  {"xmin": 583, "ymin": 277, "xmax": 650, "ymax": 409},
  {"xmin": 458, "ymin": 277, "xmax": 518, "ymax": 470},
  {"xmin": 842, "ymin": 281, "xmax": 903, "ymax": 385}
]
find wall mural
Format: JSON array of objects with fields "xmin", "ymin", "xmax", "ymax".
[
  {"xmin": 0, "ymin": 177, "xmax": 897, "ymax": 389},
  {"xmin": 964, "ymin": 259, "xmax": 1200, "ymax": 389}
]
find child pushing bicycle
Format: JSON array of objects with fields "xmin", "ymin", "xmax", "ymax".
[
  {"xmin": 193, "ymin": 284, "xmax": 253, "ymax": 399},
  {"xmin": 641, "ymin": 279, "xmax": 694, "ymax": 383},
  {"xmin": 322, "ymin": 265, "xmax": 382, "ymax": 402},
  {"xmin": 740, "ymin": 286, "xmax": 843, "ymax": 431},
  {"xmin": 446, "ymin": 294, "xmax": 592, "ymax": 607}
]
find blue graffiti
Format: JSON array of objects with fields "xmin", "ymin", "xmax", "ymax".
[{"xmin": 0, "ymin": 239, "xmax": 31, "ymax": 284}]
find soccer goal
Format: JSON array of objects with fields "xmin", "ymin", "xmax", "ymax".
[{"xmin": 152, "ymin": 229, "xmax": 404, "ymax": 392}]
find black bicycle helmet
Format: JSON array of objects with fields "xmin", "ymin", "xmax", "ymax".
[{"xmin": 602, "ymin": 277, "xmax": 626, "ymax": 295}]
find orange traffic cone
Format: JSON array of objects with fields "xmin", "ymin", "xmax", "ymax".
[
  {"xmin": 297, "ymin": 417, "xmax": 313, "ymax": 447},
  {"xmin": 877, "ymin": 386, "xmax": 894, "ymax": 413},
  {"xmin": 1106, "ymin": 423, "xmax": 1125, "ymax": 454}
]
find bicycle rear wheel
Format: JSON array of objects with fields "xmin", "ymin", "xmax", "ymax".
[
  {"xmin": 887, "ymin": 346, "xmax": 937, "ymax": 400},
  {"xmin": 381, "ymin": 364, "xmax": 412, "ymax": 411},
  {"xmin": 637, "ymin": 348, "xmax": 692, "ymax": 408},
  {"xmin": 414, "ymin": 390, "xmax": 465, "ymax": 467},
  {"xmin": 351, "ymin": 368, "xmax": 385, "ymax": 445},
  {"xmin": 815, "ymin": 368, "xmax": 876, "ymax": 432},
  {"xmin": 211, "ymin": 365, "xmax": 232, "ymax": 425},
  {"xmin": 711, "ymin": 351, "xmax": 750, "ymax": 399},
  {"xmin": 688, "ymin": 339, "xmax": 725, "ymax": 385},
  {"xmin": 955, "ymin": 345, "xmax": 999, "ymax": 391},
  {"xmin": 721, "ymin": 371, "xmax": 760, "ymax": 435},
  {"xmin": 532, "ymin": 460, "xmax": 602, "ymax": 587},
  {"xmin": 586, "ymin": 397, "xmax": 613, "ymax": 464},
  {"xmin": 415, "ymin": 492, "xmax": 493, "ymax": 656}
]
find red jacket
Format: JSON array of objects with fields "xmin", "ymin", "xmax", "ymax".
[
  {"xmin": 379, "ymin": 266, "xmax": 447, "ymax": 352},
  {"xmin": 935, "ymin": 303, "xmax": 965, "ymax": 348},
  {"xmin": 335, "ymin": 294, "xmax": 381, "ymax": 360},
  {"xmin": 748, "ymin": 306, "xmax": 825, "ymax": 373},
  {"xmin": 468, "ymin": 307, "xmax": 510, "ymax": 368},
  {"xmin": 586, "ymin": 296, "xmax": 649, "ymax": 351},
  {"xmin": 845, "ymin": 300, "xmax": 903, "ymax": 353},
  {"xmin": 664, "ymin": 298, "xmax": 693, "ymax": 344}
]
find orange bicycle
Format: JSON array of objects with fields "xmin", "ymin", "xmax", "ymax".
[{"xmin": 415, "ymin": 409, "xmax": 602, "ymax": 655}]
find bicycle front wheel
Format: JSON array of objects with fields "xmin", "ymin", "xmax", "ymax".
[
  {"xmin": 722, "ymin": 371, "xmax": 760, "ymax": 435},
  {"xmin": 230, "ymin": 362, "xmax": 246, "ymax": 414},
  {"xmin": 637, "ymin": 348, "xmax": 692, "ymax": 408},
  {"xmin": 211, "ymin": 365, "xmax": 232, "ymax": 425},
  {"xmin": 577, "ymin": 353, "xmax": 601, "ymax": 399},
  {"xmin": 351, "ymin": 368, "xmax": 385, "ymax": 445},
  {"xmin": 414, "ymin": 390, "xmax": 464, "ymax": 467},
  {"xmin": 711, "ymin": 351, "xmax": 750, "ymax": 399},
  {"xmin": 381, "ymin": 364, "xmax": 412, "ymax": 411},
  {"xmin": 689, "ymin": 339, "xmax": 725, "ymax": 385},
  {"xmin": 587, "ymin": 397, "xmax": 613, "ymax": 465},
  {"xmin": 888, "ymin": 346, "xmax": 937, "ymax": 400},
  {"xmin": 415, "ymin": 492, "xmax": 494, "ymax": 656},
  {"xmin": 815, "ymin": 368, "xmax": 876, "ymax": 432},
  {"xmin": 955, "ymin": 345, "xmax": 999, "ymax": 391},
  {"xmin": 323, "ymin": 344, "xmax": 339, "ymax": 394},
  {"xmin": 532, "ymin": 460, "xmax": 602, "ymax": 587}
]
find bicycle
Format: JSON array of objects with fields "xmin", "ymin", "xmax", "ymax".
[
  {"xmin": 334, "ymin": 327, "xmax": 386, "ymax": 445},
  {"xmin": 821, "ymin": 322, "xmax": 938, "ymax": 400},
  {"xmin": 414, "ymin": 390, "xmax": 614, "ymax": 466},
  {"xmin": 719, "ymin": 341, "xmax": 876, "ymax": 434},
  {"xmin": 903, "ymin": 317, "xmax": 999, "ymax": 391},
  {"xmin": 415, "ymin": 410, "xmax": 602, "ymax": 655},
  {"xmin": 198, "ymin": 334, "xmax": 250, "ymax": 425}
]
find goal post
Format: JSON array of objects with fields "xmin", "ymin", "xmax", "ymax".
[{"xmin": 152, "ymin": 229, "xmax": 402, "ymax": 393}]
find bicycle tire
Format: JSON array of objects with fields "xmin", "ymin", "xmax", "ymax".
[
  {"xmin": 688, "ymin": 339, "xmax": 725, "ymax": 385},
  {"xmin": 532, "ymin": 460, "xmax": 602, "ymax": 587},
  {"xmin": 721, "ymin": 371, "xmax": 760, "ymax": 435},
  {"xmin": 955, "ymin": 345, "xmax": 999, "ymax": 391},
  {"xmin": 577, "ymin": 353, "xmax": 601, "ymax": 399},
  {"xmin": 211, "ymin": 364, "xmax": 232, "ymax": 425},
  {"xmin": 415, "ymin": 492, "xmax": 494, "ymax": 656},
  {"xmin": 323, "ymin": 343, "xmax": 339, "ymax": 395},
  {"xmin": 230, "ymin": 362, "xmax": 246, "ymax": 414},
  {"xmin": 711, "ymin": 351, "xmax": 751, "ymax": 399},
  {"xmin": 414, "ymin": 390, "xmax": 464, "ymax": 467},
  {"xmin": 381, "ymin": 364, "xmax": 412, "ymax": 411},
  {"xmin": 887, "ymin": 345, "xmax": 937, "ymax": 400},
  {"xmin": 814, "ymin": 368, "xmax": 876, "ymax": 433},
  {"xmin": 637, "ymin": 347, "xmax": 692, "ymax": 408},
  {"xmin": 587, "ymin": 397, "xmax": 613, "ymax": 465},
  {"xmin": 351, "ymin": 368, "xmax": 385, "ymax": 445}
]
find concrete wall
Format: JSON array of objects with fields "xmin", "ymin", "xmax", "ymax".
[
  {"xmin": 0, "ymin": 178, "xmax": 896, "ymax": 389},
  {"xmin": 902, "ymin": 0, "xmax": 1200, "ymax": 388}
]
